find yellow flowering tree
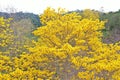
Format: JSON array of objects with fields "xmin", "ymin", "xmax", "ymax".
[
  {"xmin": 31, "ymin": 8, "xmax": 120, "ymax": 79},
  {"xmin": 81, "ymin": 9, "xmax": 100, "ymax": 20},
  {"xmin": 1, "ymin": 7, "xmax": 120, "ymax": 80},
  {"xmin": 0, "ymin": 17, "xmax": 51, "ymax": 80},
  {"xmin": 0, "ymin": 17, "xmax": 13, "ymax": 51},
  {"xmin": 0, "ymin": 17, "xmax": 14, "ymax": 79}
]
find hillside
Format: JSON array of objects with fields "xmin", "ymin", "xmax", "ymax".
[
  {"xmin": 0, "ymin": 12, "xmax": 41, "ymax": 27},
  {"xmin": 1, "ymin": 10, "xmax": 120, "ymax": 44},
  {"xmin": 100, "ymin": 10, "xmax": 120, "ymax": 43}
]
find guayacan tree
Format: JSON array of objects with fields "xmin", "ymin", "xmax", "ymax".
[
  {"xmin": 0, "ymin": 8, "xmax": 120, "ymax": 80},
  {"xmin": 29, "ymin": 8, "xmax": 120, "ymax": 79}
]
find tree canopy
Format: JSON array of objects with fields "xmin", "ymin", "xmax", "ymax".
[{"xmin": 0, "ymin": 8, "xmax": 120, "ymax": 80}]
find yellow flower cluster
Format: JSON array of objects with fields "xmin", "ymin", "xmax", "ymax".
[
  {"xmin": 34, "ymin": 8, "xmax": 120, "ymax": 79},
  {"xmin": 0, "ymin": 8, "xmax": 120, "ymax": 80},
  {"xmin": 0, "ymin": 17, "xmax": 13, "ymax": 48},
  {"xmin": 82, "ymin": 9, "xmax": 100, "ymax": 20}
]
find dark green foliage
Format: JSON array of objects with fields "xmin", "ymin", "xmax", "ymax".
[
  {"xmin": 100, "ymin": 10, "xmax": 120, "ymax": 43},
  {"xmin": 100, "ymin": 10, "xmax": 120, "ymax": 31},
  {"xmin": 0, "ymin": 12, "xmax": 41, "ymax": 27}
]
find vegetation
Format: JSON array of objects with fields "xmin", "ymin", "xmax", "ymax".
[
  {"xmin": 0, "ymin": 12, "xmax": 41, "ymax": 27},
  {"xmin": 100, "ymin": 10, "xmax": 120, "ymax": 43},
  {"xmin": 0, "ymin": 8, "xmax": 120, "ymax": 79}
]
